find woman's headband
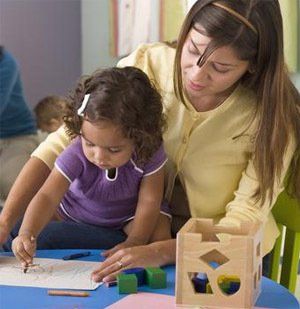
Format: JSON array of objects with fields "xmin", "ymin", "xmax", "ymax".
[{"xmin": 212, "ymin": 2, "xmax": 257, "ymax": 35}]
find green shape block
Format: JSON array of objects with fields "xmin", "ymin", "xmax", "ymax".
[
  {"xmin": 117, "ymin": 273, "xmax": 137, "ymax": 294},
  {"xmin": 145, "ymin": 267, "xmax": 167, "ymax": 289},
  {"xmin": 219, "ymin": 281, "xmax": 230, "ymax": 293}
]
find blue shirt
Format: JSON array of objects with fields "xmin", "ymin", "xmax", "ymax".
[{"xmin": 0, "ymin": 49, "xmax": 37, "ymax": 138}]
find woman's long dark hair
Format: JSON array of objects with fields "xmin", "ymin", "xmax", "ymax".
[{"xmin": 174, "ymin": 0, "xmax": 300, "ymax": 204}]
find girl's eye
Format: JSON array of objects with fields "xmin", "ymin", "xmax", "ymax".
[
  {"xmin": 108, "ymin": 148, "xmax": 121, "ymax": 153},
  {"xmin": 212, "ymin": 63, "xmax": 230, "ymax": 74},
  {"xmin": 85, "ymin": 141, "xmax": 94, "ymax": 147}
]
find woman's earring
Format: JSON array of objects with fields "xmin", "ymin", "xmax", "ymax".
[{"xmin": 248, "ymin": 67, "xmax": 256, "ymax": 74}]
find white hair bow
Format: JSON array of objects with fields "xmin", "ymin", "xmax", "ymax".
[{"xmin": 77, "ymin": 94, "xmax": 90, "ymax": 116}]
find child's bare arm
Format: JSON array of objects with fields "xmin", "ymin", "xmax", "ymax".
[
  {"xmin": 125, "ymin": 167, "xmax": 164, "ymax": 245},
  {"xmin": 102, "ymin": 168, "xmax": 165, "ymax": 258},
  {"xmin": 19, "ymin": 167, "xmax": 69, "ymax": 237},
  {"xmin": 12, "ymin": 168, "xmax": 70, "ymax": 264}
]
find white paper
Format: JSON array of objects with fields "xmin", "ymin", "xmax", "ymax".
[{"xmin": 0, "ymin": 257, "xmax": 102, "ymax": 290}]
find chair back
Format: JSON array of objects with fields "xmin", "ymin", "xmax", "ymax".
[
  {"xmin": 272, "ymin": 190, "xmax": 300, "ymax": 232},
  {"xmin": 270, "ymin": 189, "xmax": 300, "ymax": 293}
]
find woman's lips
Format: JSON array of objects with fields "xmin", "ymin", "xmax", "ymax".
[{"xmin": 188, "ymin": 80, "xmax": 206, "ymax": 91}]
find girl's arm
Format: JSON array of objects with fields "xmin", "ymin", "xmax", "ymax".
[
  {"xmin": 102, "ymin": 167, "xmax": 165, "ymax": 258},
  {"xmin": 126, "ymin": 167, "xmax": 165, "ymax": 245},
  {"xmin": 19, "ymin": 167, "xmax": 70, "ymax": 237},
  {"xmin": 12, "ymin": 168, "xmax": 70, "ymax": 264}
]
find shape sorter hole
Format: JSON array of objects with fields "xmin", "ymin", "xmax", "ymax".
[
  {"xmin": 201, "ymin": 232, "xmax": 220, "ymax": 242},
  {"xmin": 258, "ymin": 264, "xmax": 262, "ymax": 281},
  {"xmin": 256, "ymin": 243, "xmax": 261, "ymax": 257},
  {"xmin": 188, "ymin": 272, "xmax": 213, "ymax": 294},
  {"xmin": 199, "ymin": 249, "xmax": 229, "ymax": 270},
  {"xmin": 217, "ymin": 274, "xmax": 241, "ymax": 296}
]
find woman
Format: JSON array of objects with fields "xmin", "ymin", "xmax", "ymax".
[
  {"xmin": 1, "ymin": 0, "xmax": 299, "ymax": 282},
  {"xmin": 0, "ymin": 47, "xmax": 39, "ymax": 201}
]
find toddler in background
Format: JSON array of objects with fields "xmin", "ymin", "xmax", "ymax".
[
  {"xmin": 34, "ymin": 96, "xmax": 68, "ymax": 133},
  {"xmin": 12, "ymin": 67, "xmax": 171, "ymax": 267}
]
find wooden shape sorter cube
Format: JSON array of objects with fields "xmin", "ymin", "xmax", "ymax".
[{"xmin": 175, "ymin": 218, "xmax": 263, "ymax": 308}]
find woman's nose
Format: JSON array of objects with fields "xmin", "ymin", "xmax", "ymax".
[{"xmin": 190, "ymin": 63, "xmax": 210, "ymax": 81}]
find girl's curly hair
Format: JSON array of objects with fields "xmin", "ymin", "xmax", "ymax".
[{"xmin": 64, "ymin": 66, "xmax": 166, "ymax": 165}]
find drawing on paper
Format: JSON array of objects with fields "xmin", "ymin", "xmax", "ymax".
[{"xmin": 0, "ymin": 256, "xmax": 102, "ymax": 290}]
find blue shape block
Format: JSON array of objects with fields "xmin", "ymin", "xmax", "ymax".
[
  {"xmin": 228, "ymin": 281, "xmax": 240, "ymax": 294},
  {"xmin": 209, "ymin": 261, "xmax": 220, "ymax": 269},
  {"xmin": 196, "ymin": 272, "xmax": 207, "ymax": 280},
  {"xmin": 122, "ymin": 267, "xmax": 146, "ymax": 286},
  {"xmin": 192, "ymin": 277, "xmax": 208, "ymax": 293}
]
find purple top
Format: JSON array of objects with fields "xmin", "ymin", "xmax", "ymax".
[{"xmin": 55, "ymin": 137, "xmax": 170, "ymax": 229}]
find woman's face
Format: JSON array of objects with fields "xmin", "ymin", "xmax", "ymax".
[{"xmin": 181, "ymin": 25, "xmax": 250, "ymax": 104}]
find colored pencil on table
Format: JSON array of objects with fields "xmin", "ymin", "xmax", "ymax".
[{"xmin": 48, "ymin": 290, "xmax": 90, "ymax": 297}]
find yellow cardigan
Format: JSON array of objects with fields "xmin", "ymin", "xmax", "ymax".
[{"xmin": 32, "ymin": 43, "xmax": 295, "ymax": 255}]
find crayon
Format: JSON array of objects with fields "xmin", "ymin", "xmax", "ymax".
[
  {"xmin": 48, "ymin": 290, "xmax": 90, "ymax": 297},
  {"xmin": 62, "ymin": 251, "xmax": 91, "ymax": 260}
]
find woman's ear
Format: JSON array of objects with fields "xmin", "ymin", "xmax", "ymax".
[{"xmin": 248, "ymin": 64, "xmax": 256, "ymax": 74}]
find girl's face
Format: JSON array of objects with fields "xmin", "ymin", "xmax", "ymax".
[
  {"xmin": 81, "ymin": 119, "xmax": 135, "ymax": 170},
  {"xmin": 181, "ymin": 25, "xmax": 250, "ymax": 105}
]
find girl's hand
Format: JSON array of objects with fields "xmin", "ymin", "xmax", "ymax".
[
  {"xmin": 91, "ymin": 244, "xmax": 164, "ymax": 283},
  {"xmin": 12, "ymin": 234, "xmax": 36, "ymax": 266}
]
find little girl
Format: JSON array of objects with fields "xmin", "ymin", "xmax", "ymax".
[{"xmin": 12, "ymin": 67, "xmax": 171, "ymax": 266}]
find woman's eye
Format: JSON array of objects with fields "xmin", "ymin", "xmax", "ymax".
[
  {"xmin": 212, "ymin": 63, "xmax": 230, "ymax": 74},
  {"xmin": 188, "ymin": 45, "xmax": 200, "ymax": 55}
]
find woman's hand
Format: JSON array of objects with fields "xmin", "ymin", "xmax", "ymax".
[
  {"xmin": 92, "ymin": 244, "xmax": 163, "ymax": 283},
  {"xmin": 12, "ymin": 234, "xmax": 36, "ymax": 266},
  {"xmin": 91, "ymin": 239, "xmax": 176, "ymax": 283}
]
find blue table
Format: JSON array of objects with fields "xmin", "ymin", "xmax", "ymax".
[{"xmin": 0, "ymin": 249, "xmax": 299, "ymax": 309}]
